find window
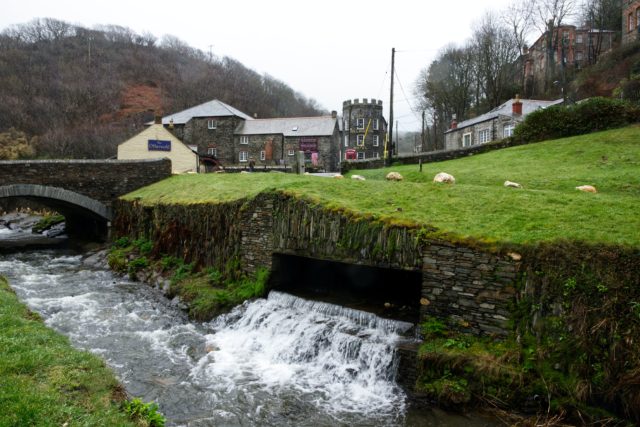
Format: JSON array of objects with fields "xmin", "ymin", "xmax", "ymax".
[
  {"xmin": 373, "ymin": 152, "xmax": 380, "ymax": 159},
  {"xmin": 372, "ymin": 135, "xmax": 379, "ymax": 146},
  {"xmin": 373, "ymin": 119, "xmax": 379, "ymax": 130},
  {"xmin": 239, "ymin": 151, "xmax": 248, "ymax": 162},
  {"xmin": 207, "ymin": 147, "xmax": 217, "ymax": 156},
  {"xmin": 576, "ymin": 51, "xmax": 583, "ymax": 61},
  {"xmin": 357, "ymin": 152, "xmax": 365, "ymax": 160},
  {"xmin": 260, "ymin": 150, "xmax": 266, "ymax": 161},
  {"xmin": 637, "ymin": 8, "xmax": 640, "ymax": 29},
  {"xmin": 344, "ymin": 135, "xmax": 349, "ymax": 147},
  {"xmin": 479, "ymin": 129, "xmax": 491, "ymax": 144},
  {"xmin": 503, "ymin": 124, "xmax": 515, "ymax": 138},
  {"xmin": 356, "ymin": 118, "xmax": 365, "ymax": 130},
  {"xmin": 357, "ymin": 134, "xmax": 364, "ymax": 146},
  {"xmin": 629, "ymin": 13, "xmax": 634, "ymax": 32},
  {"xmin": 576, "ymin": 34, "xmax": 583, "ymax": 44},
  {"xmin": 288, "ymin": 149, "xmax": 295, "ymax": 156},
  {"xmin": 462, "ymin": 133, "xmax": 472, "ymax": 147},
  {"xmin": 207, "ymin": 119, "xmax": 217, "ymax": 130},
  {"xmin": 240, "ymin": 136, "xmax": 249, "ymax": 145}
]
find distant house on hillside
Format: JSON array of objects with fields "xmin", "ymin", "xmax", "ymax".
[
  {"xmin": 444, "ymin": 97, "xmax": 563, "ymax": 150},
  {"xmin": 623, "ymin": 0, "xmax": 640, "ymax": 44},
  {"xmin": 118, "ymin": 117, "xmax": 199, "ymax": 174},
  {"xmin": 522, "ymin": 24, "xmax": 615, "ymax": 96},
  {"xmin": 155, "ymin": 99, "xmax": 341, "ymax": 171}
]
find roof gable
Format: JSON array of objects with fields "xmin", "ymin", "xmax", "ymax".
[
  {"xmin": 236, "ymin": 116, "xmax": 338, "ymax": 137},
  {"xmin": 161, "ymin": 99, "xmax": 254, "ymax": 125}
]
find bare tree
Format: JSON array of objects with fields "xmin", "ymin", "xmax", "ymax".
[
  {"xmin": 473, "ymin": 13, "xmax": 521, "ymax": 108},
  {"xmin": 581, "ymin": 0, "xmax": 621, "ymax": 64},
  {"xmin": 533, "ymin": 0, "xmax": 577, "ymax": 92},
  {"xmin": 502, "ymin": 0, "xmax": 537, "ymax": 54}
]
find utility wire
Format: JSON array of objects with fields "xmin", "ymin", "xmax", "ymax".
[{"xmin": 394, "ymin": 67, "xmax": 422, "ymax": 124}]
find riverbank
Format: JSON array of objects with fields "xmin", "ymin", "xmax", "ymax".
[{"xmin": 0, "ymin": 275, "xmax": 140, "ymax": 426}]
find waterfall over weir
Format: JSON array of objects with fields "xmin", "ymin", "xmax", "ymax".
[{"xmin": 0, "ymin": 251, "xmax": 414, "ymax": 426}]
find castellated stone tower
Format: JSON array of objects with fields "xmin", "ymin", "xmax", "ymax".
[{"xmin": 342, "ymin": 98, "xmax": 387, "ymax": 161}]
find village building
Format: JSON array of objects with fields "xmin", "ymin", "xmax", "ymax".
[
  {"xmin": 623, "ymin": 0, "xmax": 640, "ymax": 44},
  {"xmin": 234, "ymin": 114, "xmax": 340, "ymax": 172},
  {"xmin": 341, "ymin": 98, "xmax": 387, "ymax": 161},
  {"xmin": 158, "ymin": 99, "xmax": 254, "ymax": 165},
  {"xmin": 117, "ymin": 118, "xmax": 198, "ymax": 174},
  {"xmin": 444, "ymin": 97, "xmax": 562, "ymax": 150},
  {"xmin": 523, "ymin": 25, "xmax": 615, "ymax": 96}
]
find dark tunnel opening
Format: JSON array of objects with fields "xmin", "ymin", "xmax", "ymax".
[{"xmin": 269, "ymin": 253, "xmax": 422, "ymax": 324}]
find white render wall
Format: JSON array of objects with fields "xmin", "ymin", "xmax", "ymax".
[{"xmin": 117, "ymin": 124, "xmax": 198, "ymax": 173}]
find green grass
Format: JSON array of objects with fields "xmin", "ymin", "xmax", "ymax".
[
  {"xmin": 0, "ymin": 276, "xmax": 137, "ymax": 426},
  {"xmin": 123, "ymin": 126, "xmax": 640, "ymax": 247}
]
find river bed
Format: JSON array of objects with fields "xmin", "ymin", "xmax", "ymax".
[{"xmin": 0, "ymin": 248, "xmax": 500, "ymax": 426}]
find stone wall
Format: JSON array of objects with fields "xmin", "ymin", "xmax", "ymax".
[
  {"xmin": 114, "ymin": 192, "xmax": 518, "ymax": 336},
  {"xmin": 341, "ymin": 137, "xmax": 530, "ymax": 173},
  {"xmin": 0, "ymin": 159, "xmax": 172, "ymax": 207},
  {"xmin": 421, "ymin": 241, "xmax": 519, "ymax": 336},
  {"xmin": 180, "ymin": 116, "xmax": 242, "ymax": 163}
]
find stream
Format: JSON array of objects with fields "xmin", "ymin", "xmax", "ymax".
[{"xmin": 0, "ymin": 241, "xmax": 500, "ymax": 426}]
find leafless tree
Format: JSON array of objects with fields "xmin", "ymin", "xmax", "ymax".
[{"xmin": 580, "ymin": 0, "xmax": 622, "ymax": 64}]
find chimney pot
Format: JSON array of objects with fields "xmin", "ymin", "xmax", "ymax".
[
  {"xmin": 512, "ymin": 95, "xmax": 523, "ymax": 115},
  {"xmin": 154, "ymin": 115, "xmax": 162, "ymax": 124}
]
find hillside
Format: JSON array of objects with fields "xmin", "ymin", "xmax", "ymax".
[
  {"xmin": 123, "ymin": 125, "xmax": 640, "ymax": 247},
  {"xmin": 0, "ymin": 18, "xmax": 323, "ymax": 159}
]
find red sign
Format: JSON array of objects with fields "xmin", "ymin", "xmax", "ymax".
[{"xmin": 299, "ymin": 137, "xmax": 318, "ymax": 152}]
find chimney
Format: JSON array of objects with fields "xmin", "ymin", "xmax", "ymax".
[
  {"xmin": 254, "ymin": 113, "xmax": 258, "ymax": 118},
  {"xmin": 512, "ymin": 95, "xmax": 523, "ymax": 115},
  {"xmin": 450, "ymin": 114, "xmax": 457, "ymax": 130},
  {"xmin": 331, "ymin": 110, "xmax": 337, "ymax": 118},
  {"xmin": 154, "ymin": 115, "xmax": 162, "ymax": 125}
]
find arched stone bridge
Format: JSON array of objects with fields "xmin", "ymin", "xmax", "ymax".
[{"xmin": 0, "ymin": 159, "xmax": 171, "ymax": 239}]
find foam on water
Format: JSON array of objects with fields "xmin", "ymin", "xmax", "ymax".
[{"xmin": 0, "ymin": 252, "xmax": 411, "ymax": 426}]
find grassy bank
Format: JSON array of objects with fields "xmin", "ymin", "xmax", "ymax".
[
  {"xmin": 108, "ymin": 237, "xmax": 268, "ymax": 320},
  {"xmin": 0, "ymin": 276, "xmax": 141, "ymax": 426},
  {"xmin": 123, "ymin": 125, "xmax": 640, "ymax": 247}
]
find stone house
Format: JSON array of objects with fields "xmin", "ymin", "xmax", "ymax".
[
  {"xmin": 444, "ymin": 97, "xmax": 563, "ymax": 150},
  {"xmin": 117, "ymin": 118, "xmax": 198, "ymax": 174},
  {"xmin": 159, "ymin": 99, "xmax": 254, "ymax": 164},
  {"xmin": 523, "ymin": 25, "xmax": 615, "ymax": 95},
  {"xmin": 623, "ymin": 0, "xmax": 640, "ymax": 44},
  {"xmin": 341, "ymin": 98, "xmax": 387, "ymax": 161},
  {"xmin": 234, "ymin": 114, "xmax": 340, "ymax": 171}
]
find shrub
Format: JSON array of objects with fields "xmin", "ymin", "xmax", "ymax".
[
  {"xmin": 122, "ymin": 398, "xmax": 165, "ymax": 427},
  {"xmin": 514, "ymin": 97, "xmax": 640, "ymax": 143}
]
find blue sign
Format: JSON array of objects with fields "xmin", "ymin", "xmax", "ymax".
[{"xmin": 148, "ymin": 139, "xmax": 171, "ymax": 151}]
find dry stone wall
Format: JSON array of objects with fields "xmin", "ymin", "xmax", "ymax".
[{"xmin": 113, "ymin": 192, "xmax": 520, "ymax": 335}]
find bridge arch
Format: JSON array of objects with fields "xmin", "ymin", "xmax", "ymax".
[{"xmin": 0, "ymin": 184, "xmax": 111, "ymax": 220}]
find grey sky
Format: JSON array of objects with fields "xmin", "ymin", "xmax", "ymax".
[{"xmin": 2, "ymin": 0, "xmax": 514, "ymax": 132}]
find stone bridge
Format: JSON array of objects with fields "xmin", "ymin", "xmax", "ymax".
[{"xmin": 0, "ymin": 159, "xmax": 172, "ymax": 239}]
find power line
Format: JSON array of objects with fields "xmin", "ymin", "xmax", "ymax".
[{"xmin": 394, "ymin": 68, "xmax": 422, "ymax": 124}]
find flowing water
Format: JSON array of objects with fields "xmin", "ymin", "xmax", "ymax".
[{"xmin": 0, "ymin": 249, "xmax": 500, "ymax": 426}]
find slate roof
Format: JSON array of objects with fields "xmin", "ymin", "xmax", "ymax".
[
  {"xmin": 159, "ymin": 99, "xmax": 254, "ymax": 125},
  {"xmin": 235, "ymin": 116, "xmax": 338, "ymax": 137},
  {"xmin": 445, "ymin": 98, "xmax": 563, "ymax": 133}
]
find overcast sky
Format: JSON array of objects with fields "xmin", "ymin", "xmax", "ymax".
[{"xmin": 2, "ymin": 0, "xmax": 517, "ymax": 132}]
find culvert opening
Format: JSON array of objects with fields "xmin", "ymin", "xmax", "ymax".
[{"xmin": 269, "ymin": 253, "xmax": 422, "ymax": 324}]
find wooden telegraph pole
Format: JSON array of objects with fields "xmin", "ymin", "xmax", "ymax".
[{"xmin": 387, "ymin": 47, "xmax": 395, "ymax": 166}]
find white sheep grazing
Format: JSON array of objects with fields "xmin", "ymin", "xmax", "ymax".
[
  {"xmin": 351, "ymin": 175, "xmax": 366, "ymax": 181},
  {"xmin": 433, "ymin": 172, "xmax": 455, "ymax": 184},
  {"xmin": 386, "ymin": 172, "xmax": 404, "ymax": 181},
  {"xmin": 576, "ymin": 185, "xmax": 597, "ymax": 193},
  {"xmin": 504, "ymin": 180, "xmax": 523, "ymax": 188}
]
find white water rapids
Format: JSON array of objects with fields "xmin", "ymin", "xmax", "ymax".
[{"xmin": 0, "ymin": 251, "xmax": 411, "ymax": 426}]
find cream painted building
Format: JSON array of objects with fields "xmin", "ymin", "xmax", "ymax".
[{"xmin": 117, "ymin": 122, "xmax": 199, "ymax": 173}]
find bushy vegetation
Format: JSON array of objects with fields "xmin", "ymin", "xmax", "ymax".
[
  {"xmin": 31, "ymin": 213, "xmax": 65, "ymax": 234},
  {"xmin": 514, "ymin": 97, "xmax": 640, "ymax": 143},
  {"xmin": 108, "ymin": 238, "xmax": 268, "ymax": 320},
  {"xmin": 0, "ymin": 18, "xmax": 323, "ymax": 159},
  {"xmin": 0, "ymin": 276, "xmax": 140, "ymax": 426}
]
